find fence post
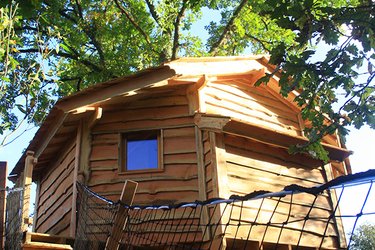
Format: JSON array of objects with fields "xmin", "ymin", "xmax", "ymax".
[
  {"xmin": 105, "ymin": 180, "xmax": 138, "ymax": 250},
  {"xmin": 21, "ymin": 151, "xmax": 37, "ymax": 232},
  {"xmin": 0, "ymin": 161, "xmax": 7, "ymax": 249}
]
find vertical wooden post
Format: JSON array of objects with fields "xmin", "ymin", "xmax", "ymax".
[
  {"xmin": 324, "ymin": 164, "xmax": 347, "ymax": 248},
  {"xmin": 71, "ymin": 121, "xmax": 83, "ymax": 238},
  {"xmin": 105, "ymin": 180, "xmax": 138, "ymax": 250},
  {"xmin": 22, "ymin": 151, "xmax": 36, "ymax": 232},
  {"xmin": 32, "ymin": 180, "xmax": 41, "ymax": 232},
  {"xmin": 0, "ymin": 161, "xmax": 7, "ymax": 249},
  {"xmin": 209, "ymin": 132, "xmax": 229, "ymax": 249},
  {"xmin": 195, "ymin": 127, "xmax": 210, "ymax": 241}
]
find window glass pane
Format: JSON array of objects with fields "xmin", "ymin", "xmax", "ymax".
[{"xmin": 127, "ymin": 138, "xmax": 158, "ymax": 170}]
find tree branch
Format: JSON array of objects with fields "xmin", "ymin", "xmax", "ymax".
[
  {"xmin": 145, "ymin": 0, "xmax": 160, "ymax": 26},
  {"xmin": 114, "ymin": 0, "xmax": 152, "ymax": 45},
  {"xmin": 171, "ymin": 0, "xmax": 188, "ymax": 60},
  {"xmin": 17, "ymin": 48, "xmax": 103, "ymax": 72},
  {"xmin": 75, "ymin": 0, "xmax": 84, "ymax": 19},
  {"xmin": 244, "ymin": 33, "xmax": 271, "ymax": 52},
  {"xmin": 71, "ymin": 1, "xmax": 106, "ymax": 67},
  {"xmin": 209, "ymin": 0, "xmax": 248, "ymax": 55}
]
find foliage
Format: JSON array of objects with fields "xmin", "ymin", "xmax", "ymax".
[
  {"xmin": 0, "ymin": 0, "xmax": 374, "ymax": 159},
  {"xmin": 350, "ymin": 223, "xmax": 375, "ymax": 250}
]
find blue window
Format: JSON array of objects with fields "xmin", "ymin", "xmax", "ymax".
[{"xmin": 121, "ymin": 131, "xmax": 161, "ymax": 172}]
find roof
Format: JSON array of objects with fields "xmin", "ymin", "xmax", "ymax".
[{"xmin": 9, "ymin": 55, "xmax": 351, "ymax": 179}]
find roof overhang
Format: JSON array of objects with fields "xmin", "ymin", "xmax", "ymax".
[{"xmin": 194, "ymin": 113, "xmax": 352, "ymax": 163}]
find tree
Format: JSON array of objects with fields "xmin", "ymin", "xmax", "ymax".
[
  {"xmin": 350, "ymin": 223, "xmax": 375, "ymax": 250},
  {"xmin": 0, "ymin": 0, "xmax": 374, "ymax": 159}
]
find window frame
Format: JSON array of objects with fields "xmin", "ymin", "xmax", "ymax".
[{"xmin": 119, "ymin": 130, "xmax": 163, "ymax": 174}]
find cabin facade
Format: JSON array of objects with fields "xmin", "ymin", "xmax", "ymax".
[{"xmin": 9, "ymin": 56, "xmax": 351, "ymax": 249}]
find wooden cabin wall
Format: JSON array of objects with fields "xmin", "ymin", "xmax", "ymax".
[
  {"xmin": 216, "ymin": 133, "xmax": 342, "ymax": 249},
  {"xmin": 202, "ymin": 81, "xmax": 302, "ymax": 137},
  {"xmin": 88, "ymin": 87, "xmax": 201, "ymax": 205},
  {"xmin": 34, "ymin": 140, "xmax": 76, "ymax": 237}
]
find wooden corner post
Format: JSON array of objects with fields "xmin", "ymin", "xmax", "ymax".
[
  {"xmin": 105, "ymin": 180, "xmax": 138, "ymax": 250},
  {"xmin": 0, "ymin": 161, "xmax": 7, "ymax": 249},
  {"xmin": 22, "ymin": 151, "xmax": 37, "ymax": 232}
]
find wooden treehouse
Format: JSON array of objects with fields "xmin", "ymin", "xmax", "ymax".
[{"xmin": 7, "ymin": 56, "xmax": 351, "ymax": 249}]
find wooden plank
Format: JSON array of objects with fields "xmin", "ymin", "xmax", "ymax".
[
  {"xmin": 205, "ymin": 82, "xmax": 299, "ymax": 122},
  {"xmin": 0, "ymin": 161, "xmax": 6, "ymax": 249},
  {"xmin": 39, "ymin": 142, "xmax": 75, "ymax": 196},
  {"xmin": 125, "ymin": 95, "xmax": 188, "ymax": 109},
  {"xmin": 209, "ymin": 132, "xmax": 228, "ymax": 248},
  {"xmin": 70, "ymin": 120, "xmax": 81, "ymax": 237},
  {"xmin": 105, "ymin": 180, "xmax": 138, "ymax": 250},
  {"xmin": 164, "ymin": 153, "xmax": 197, "ymax": 164},
  {"xmin": 90, "ymin": 144, "xmax": 118, "ymax": 161},
  {"xmin": 22, "ymin": 242, "xmax": 72, "ymax": 250},
  {"xmin": 24, "ymin": 231, "xmax": 73, "ymax": 245},
  {"xmin": 91, "ymin": 163, "xmax": 197, "ymax": 179},
  {"xmin": 22, "ymin": 151, "xmax": 36, "ymax": 232},
  {"xmin": 98, "ymin": 105, "xmax": 190, "ymax": 124},
  {"xmin": 298, "ymin": 113, "xmax": 306, "ymax": 137},
  {"xmin": 79, "ymin": 122, "xmax": 91, "ymax": 184},
  {"xmin": 39, "ymin": 205, "xmax": 71, "ymax": 236},
  {"xmin": 205, "ymin": 99, "xmax": 300, "ymax": 136},
  {"xmin": 90, "ymin": 180, "xmax": 198, "ymax": 196},
  {"xmin": 36, "ymin": 186, "xmax": 73, "ymax": 231},
  {"xmin": 223, "ymin": 118, "xmax": 351, "ymax": 162},
  {"xmin": 195, "ymin": 127, "xmax": 210, "ymax": 241},
  {"xmin": 186, "ymin": 81, "xmax": 200, "ymax": 115},
  {"xmin": 37, "ymin": 209, "xmax": 71, "ymax": 236},
  {"xmin": 163, "ymin": 136, "xmax": 196, "ymax": 155},
  {"xmin": 92, "ymin": 117, "xmax": 195, "ymax": 134},
  {"xmin": 265, "ymin": 77, "xmax": 301, "ymax": 113},
  {"xmin": 163, "ymin": 126, "xmax": 195, "ymax": 138},
  {"xmin": 55, "ymin": 66, "xmax": 176, "ymax": 112},
  {"xmin": 224, "ymin": 133, "xmax": 322, "ymax": 168},
  {"xmin": 32, "ymin": 180, "xmax": 41, "ymax": 232},
  {"xmin": 226, "ymin": 160, "xmax": 323, "ymax": 187},
  {"xmin": 35, "ymin": 111, "xmax": 68, "ymax": 158},
  {"xmin": 324, "ymin": 164, "xmax": 347, "ymax": 249},
  {"xmin": 38, "ymin": 162, "xmax": 74, "ymax": 209},
  {"xmin": 194, "ymin": 113, "xmax": 230, "ymax": 132}
]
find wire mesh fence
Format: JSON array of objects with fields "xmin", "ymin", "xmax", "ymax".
[
  {"xmin": 74, "ymin": 169, "xmax": 375, "ymax": 250},
  {"xmin": 4, "ymin": 187, "xmax": 24, "ymax": 250}
]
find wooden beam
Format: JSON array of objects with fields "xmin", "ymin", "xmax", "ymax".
[
  {"xmin": 70, "ymin": 120, "xmax": 83, "ymax": 237},
  {"xmin": 194, "ymin": 113, "xmax": 231, "ymax": 132},
  {"xmin": 195, "ymin": 114, "xmax": 351, "ymax": 161},
  {"xmin": 0, "ymin": 161, "xmax": 7, "ymax": 249},
  {"xmin": 264, "ymin": 78, "xmax": 301, "ymax": 113},
  {"xmin": 56, "ymin": 67, "xmax": 176, "ymax": 112},
  {"xmin": 70, "ymin": 106, "xmax": 96, "ymax": 114},
  {"xmin": 105, "ymin": 180, "xmax": 138, "ymax": 250},
  {"xmin": 324, "ymin": 164, "xmax": 347, "ymax": 249},
  {"xmin": 223, "ymin": 119, "xmax": 351, "ymax": 162},
  {"xmin": 32, "ymin": 179, "xmax": 41, "ymax": 232},
  {"xmin": 35, "ymin": 111, "xmax": 68, "ymax": 159},
  {"xmin": 186, "ymin": 76, "xmax": 205, "ymax": 115},
  {"xmin": 195, "ymin": 127, "xmax": 210, "ymax": 241},
  {"xmin": 209, "ymin": 132, "xmax": 229, "ymax": 248},
  {"xmin": 22, "ymin": 151, "xmax": 37, "ymax": 232},
  {"xmin": 78, "ymin": 107, "xmax": 103, "ymax": 184}
]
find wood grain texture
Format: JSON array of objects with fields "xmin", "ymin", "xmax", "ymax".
[
  {"xmin": 221, "ymin": 134, "xmax": 340, "ymax": 249},
  {"xmin": 89, "ymin": 97, "xmax": 200, "ymax": 205},
  {"xmin": 202, "ymin": 81, "xmax": 301, "ymax": 136},
  {"xmin": 35, "ymin": 142, "xmax": 75, "ymax": 237}
]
